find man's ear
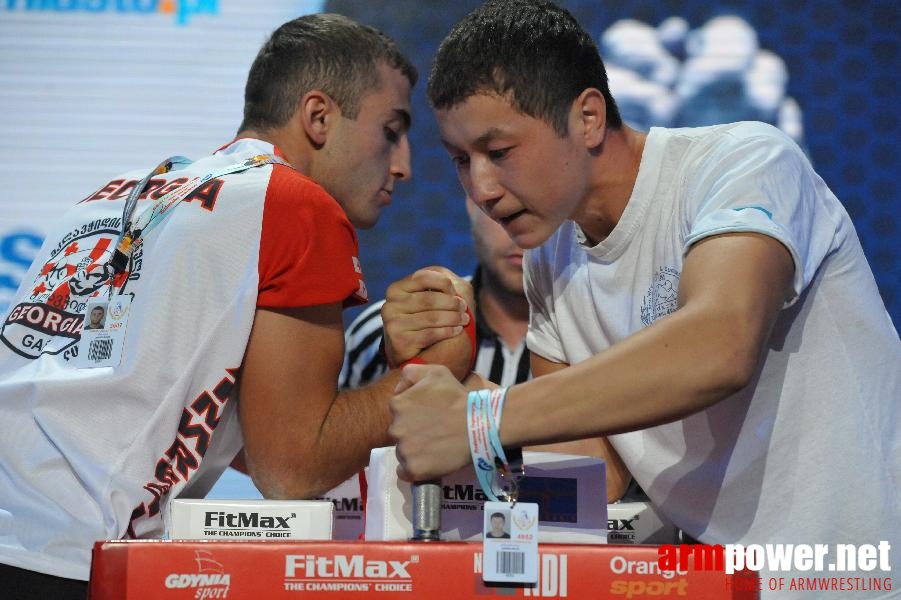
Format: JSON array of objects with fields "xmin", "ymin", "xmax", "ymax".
[
  {"xmin": 575, "ymin": 88, "xmax": 607, "ymax": 149},
  {"xmin": 298, "ymin": 90, "xmax": 337, "ymax": 147}
]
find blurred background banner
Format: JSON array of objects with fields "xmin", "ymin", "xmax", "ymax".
[{"xmin": 2, "ymin": 0, "xmax": 899, "ymax": 329}]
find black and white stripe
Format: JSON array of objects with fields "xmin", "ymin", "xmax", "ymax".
[
  {"xmin": 339, "ymin": 276, "xmax": 530, "ymax": 389},
  {"xmin": 339, "ymin": 300, "xmax": 392, "ymax": 389},
  {"xmin": 472, "ymin": 332, "xmax": 530, "ymax": 388}
]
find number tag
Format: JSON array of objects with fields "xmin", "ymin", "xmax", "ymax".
[
  {"xmin": 76, "ymin": 296, "xmax": 132, "ymax": 369},
  {"xmin": 482, "ymin": 500, "xmax": 539, "ymax": 583}
]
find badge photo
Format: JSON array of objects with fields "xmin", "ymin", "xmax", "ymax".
[
  {"xmin": 76, "ymin": 296, "xmax": 132, "ymax": 369},
  {"xmin": 482, "ymin": 500, "xmax": 539, "ymax": 584}
]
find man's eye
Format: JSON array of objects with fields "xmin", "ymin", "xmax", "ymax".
[
  {"xmin": 488, "ymin": 147, "xmax": 510, "ymax": 160},
  {"xmin": 384, "ymin": 127, "xmax": 400, "ymax": 143},
  {"xmin": 451, "ymin": 154, "xmax": 470, "ymax": 167}
]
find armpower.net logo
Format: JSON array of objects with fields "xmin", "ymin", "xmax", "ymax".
[{"xmin": 659, "ymin": 542, "xmax": 893, "ymax": 595}]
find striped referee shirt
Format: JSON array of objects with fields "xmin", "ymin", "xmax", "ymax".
[{"xmin": 339, "ymin": 269, "xmax": 531, "ymax": 389}]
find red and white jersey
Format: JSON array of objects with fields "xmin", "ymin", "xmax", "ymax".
[{"xmin": 0, "ymin": 138, "xmax": 366, "ymax": 580}]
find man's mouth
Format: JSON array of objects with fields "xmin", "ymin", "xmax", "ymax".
[
  {"xmin": 498, "ymin": 209, "xmax": 526, "ymax": 227},
  {"xmin": 506, "ymin": 253, "xmax": 523, "ymax": 267}
]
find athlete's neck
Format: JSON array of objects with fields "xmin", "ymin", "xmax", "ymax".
[{"xmin": 574, "ymin": 126, "xmax": 647, "ymax": 246}]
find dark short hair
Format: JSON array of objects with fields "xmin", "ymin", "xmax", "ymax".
[
  {"xmin": 490, "ymin": 512, "xmax": 506, "ymax": 521},
  {"xmin": 239, "ymin": 13, "xmax": 417, "ymax": 132},
  {"xmin": 428, "ymin": 0, "xmax": 622, "ymax": 136}
]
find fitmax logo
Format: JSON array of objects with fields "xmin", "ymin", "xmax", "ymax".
[
  {"xmin": 608, "ymin": 518, "xmax": 637, "ymax": 532},
  {"xmin": 2, "ymin": 0, "xmax": 218, "ymax": 25},
  {"xmin": 318, "ymin": 496, "xmax": 363, "ymax": 512},
  {"xmin": 443, "ymin": 484, "xmax": 489, "ymax": 502},
  {"xmin": 204, "ymin": 511, "xmax": 294, "ymax": 529},
  {"xmin": 285, "ymin": 555, "xmax": 414, "ymax": 579}
]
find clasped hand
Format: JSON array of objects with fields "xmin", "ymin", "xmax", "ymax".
[{"xmin": 381, "ymin": 266, "xmax": 474, "ymax": 380}]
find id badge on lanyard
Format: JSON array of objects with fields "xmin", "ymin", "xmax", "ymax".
[
  {"xmin": 75, "ymin": 152, "xmax": 290, "ymax": 369},
  {"xmin": 467, "ymin": 388, "xmax": 540, "ymax": 584}
]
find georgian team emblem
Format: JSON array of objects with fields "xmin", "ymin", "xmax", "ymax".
[{"xmin": 1, "ymin": 221, "xmax": 139, "ymax": 359}]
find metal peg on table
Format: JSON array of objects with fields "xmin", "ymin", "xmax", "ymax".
[{"xmin": 411, "ymin": 479, "xmax": 442, "ymax": 541}]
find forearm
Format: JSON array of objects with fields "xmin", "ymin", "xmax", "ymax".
[
  {"xmin": 308, "ymin": 374, "xmax": 402, "ymax": 494},
  {"xmin": 248, "ymin": 372, "xmax": 401, "ymax": 499},
  {"xmin": 389, "ymin": 233, "xmax": 793, "ymax": 484},
  {"xmin": 239, "ymin": 303, "xmax": 406, "ymax": 500},
  {"xmin": 501, "ymin": 305, "xmax": 757, "ymax": 449}
]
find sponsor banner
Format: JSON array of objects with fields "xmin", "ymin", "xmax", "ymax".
[
  {"xmin": 1, "ymin": 0, "xmax": 220, "ymax": 25},
  {"xmin": 0, "ymin": 1, "xmax": 328, "ymax": 317},
  {"xmin": 166, "ymin": 499, "xmax": 333, "ymax": 541},
  {"xmin": 89, "ymin": 540, "xmax": 758, "ymax": 599}
]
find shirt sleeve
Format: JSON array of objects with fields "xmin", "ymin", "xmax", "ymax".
[
  {"xmin": 682, "ymin": 123, "xmax": 842, "ymax": 307},
  {"xmin": 257, "ymin": 164, "xmax": 368, "ymax": 309}
]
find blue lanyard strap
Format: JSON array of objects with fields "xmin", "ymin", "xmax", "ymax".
[
  {"xmin": 467, "ymin": 387, "xmax": 523, "ymax": 503},
  {"xmin": 108, "ymin": 153, "xmax": 290, "ymax": 275}
]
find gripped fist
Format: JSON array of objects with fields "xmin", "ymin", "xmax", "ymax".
[
  {"xmin": 382, "ymin": 267, "xmax": 475, "ymax": 380},
  {"xmin": 389, "ymin": 363, "xmax": 471, "ymax": 481}
]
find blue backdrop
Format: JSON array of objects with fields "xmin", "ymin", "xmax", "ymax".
[{"xmin": 326, "ymin": 0, "xmax": 901, "ymax": 332}]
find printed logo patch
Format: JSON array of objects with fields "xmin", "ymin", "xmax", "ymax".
[
  {"xmin": 1, "ymin": 222, "xmax": 141, "ymax": 360},
  {"xmin": 640, "ymin": 266, "xmax": 680, "ymax": 326},
  {"xmin": 164, "ymin": 550, "xmax": 231, "ymax": 594}
]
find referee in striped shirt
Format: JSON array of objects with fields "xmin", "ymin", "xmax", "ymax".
[{"xmin": 341, "ymin": 197, "xmax": 530, "ymax": 390}]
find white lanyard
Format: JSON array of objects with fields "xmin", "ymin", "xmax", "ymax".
[{"xmin": 107, "ymin": 153, "xmax": 290, "ymax": 278}]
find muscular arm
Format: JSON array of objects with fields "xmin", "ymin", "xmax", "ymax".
[
  {"xmin": 239, "ymin": 269, "xmax": 474, "ymax": 499},
  {"xmin": 501, "ymin": 232, "xmax": 795, "ymax": 447},
  {"xmin": 391, "ymin": 232, "xmax": 794, "ymax": 481},
  {"xmin": 238, "ymin": 303, "xmax": 399, "ymax": 499}
]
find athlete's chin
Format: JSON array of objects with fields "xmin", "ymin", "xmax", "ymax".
[
  {"xmin": 506, "ymin": 227, "xmax": 547, "ymax": 251},
  {"xmin": 354, "ymin": 216, "xmax": 379, "ymax": 230},
  {"xmin": 347, "ymin": 208, "xmax": 382, "ymax": 230}
]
